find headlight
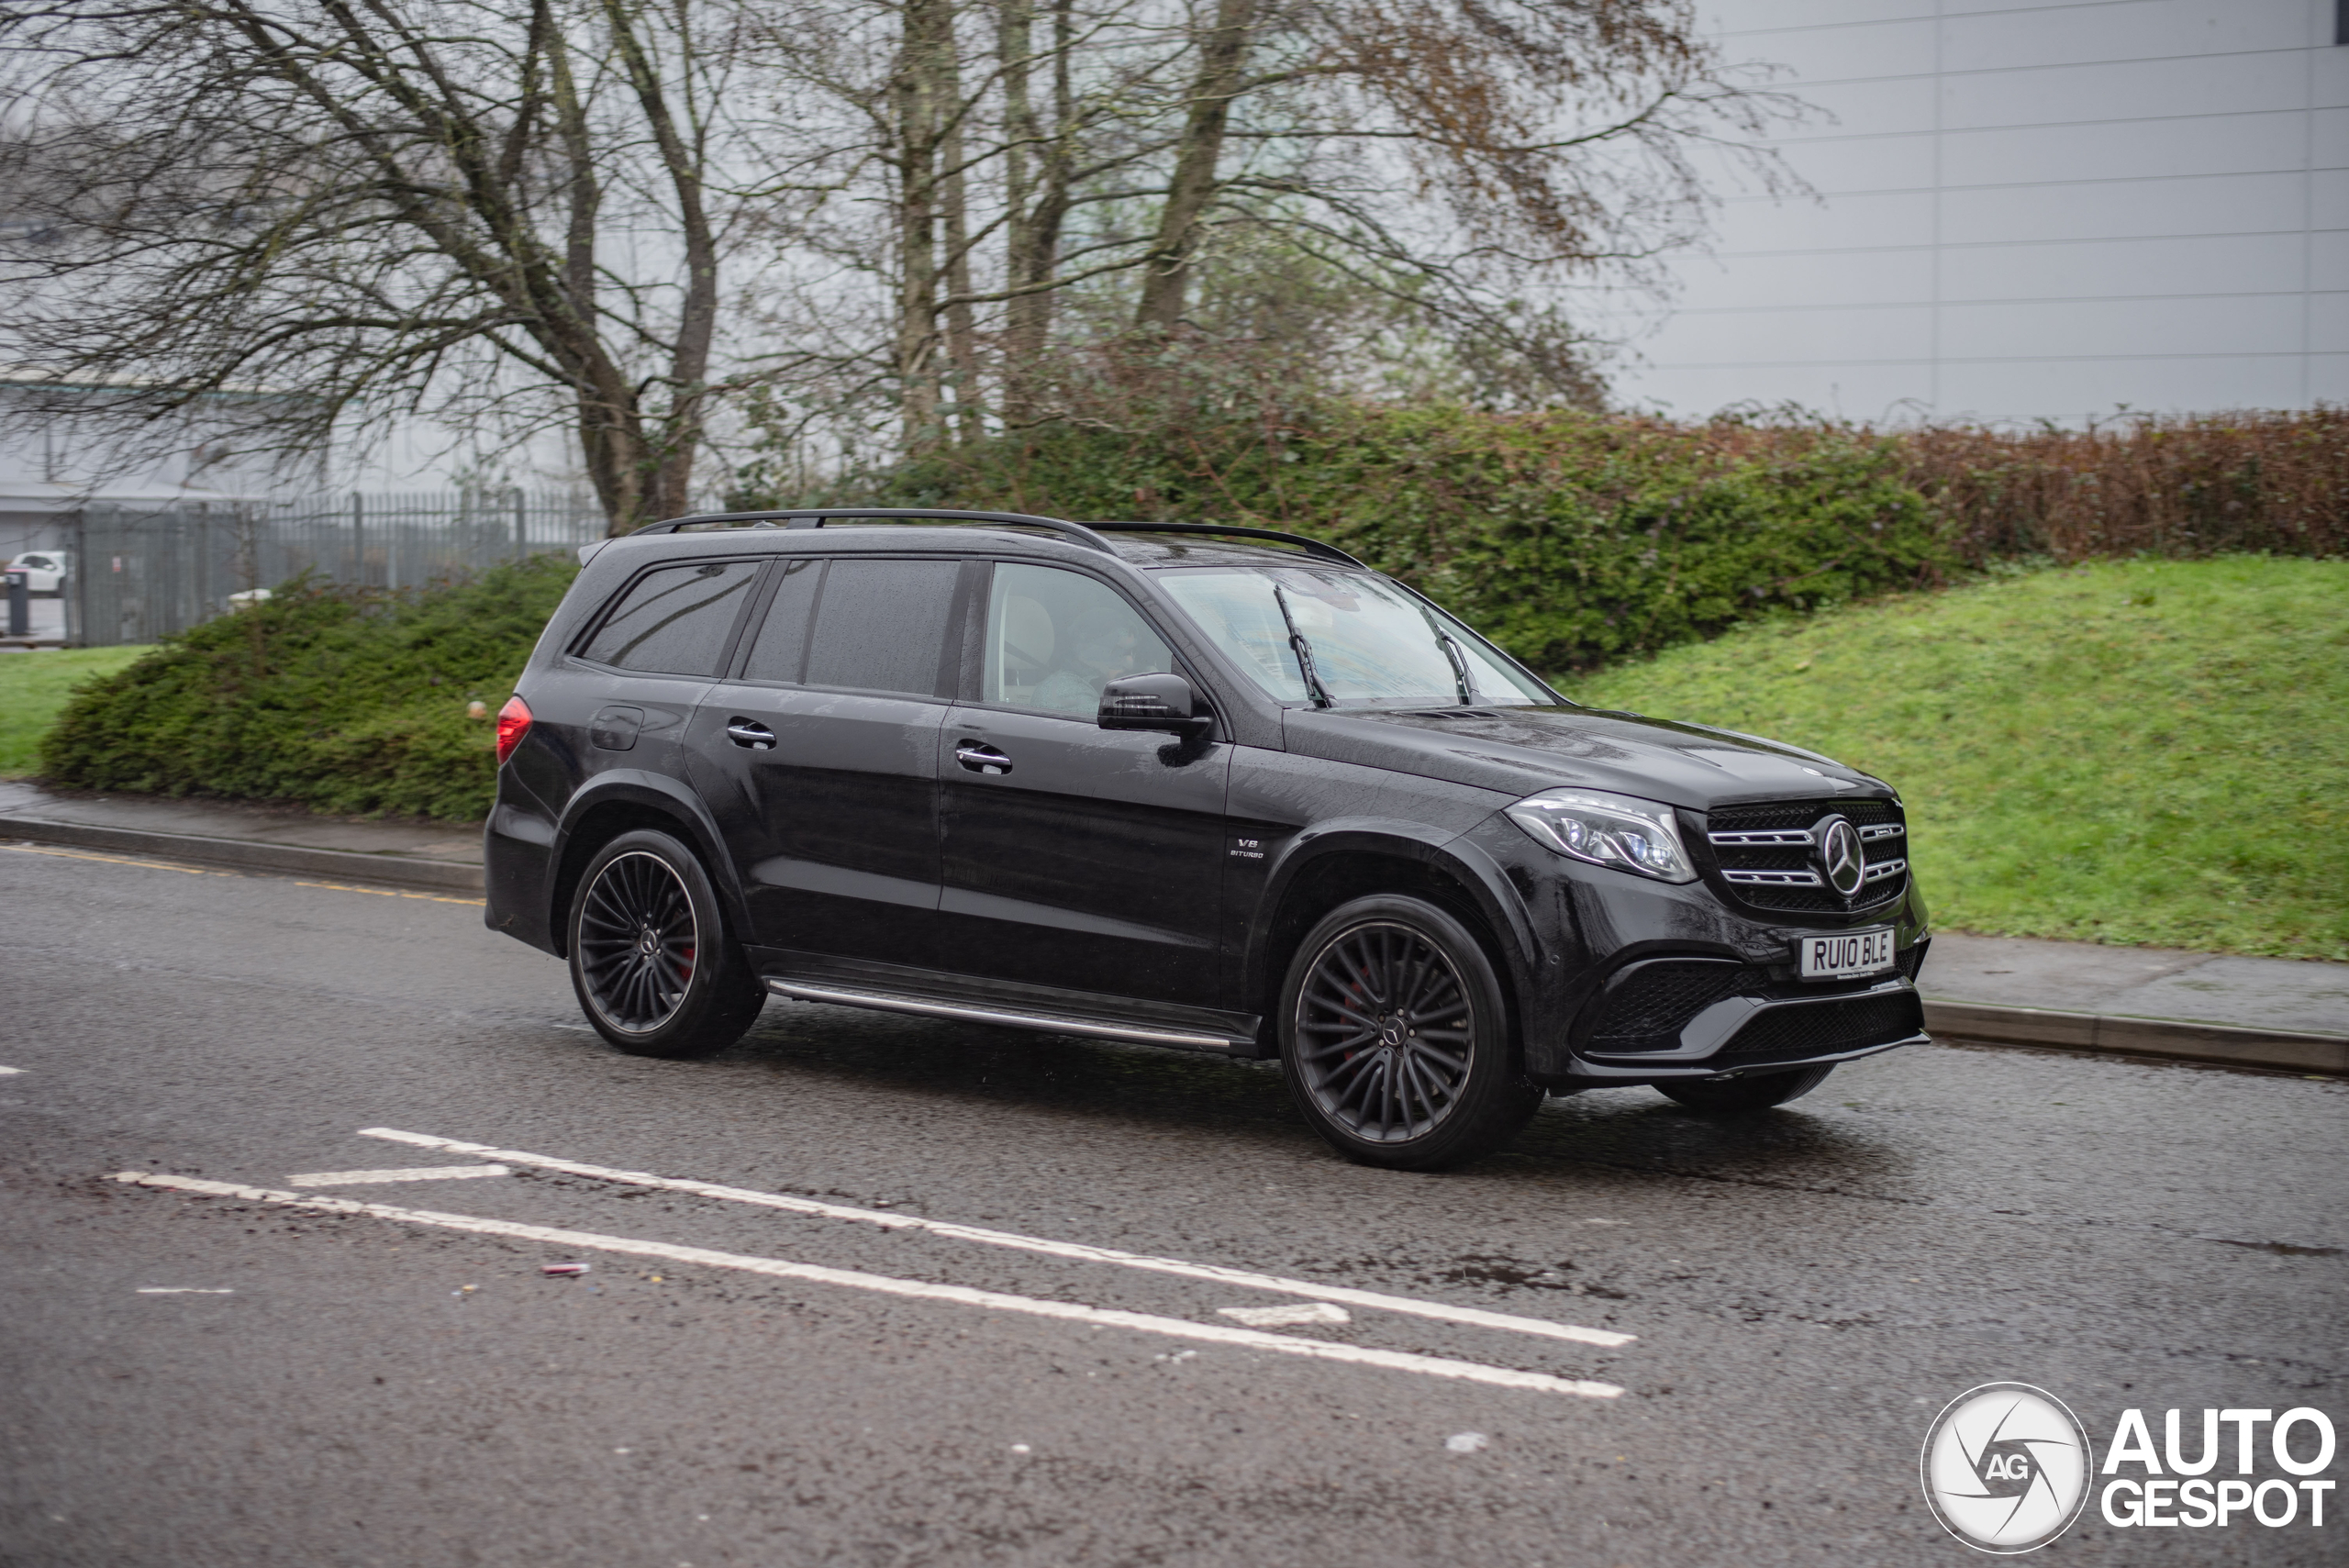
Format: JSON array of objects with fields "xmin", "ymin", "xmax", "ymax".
[{"xmin": 1504, "ymin": 788, "xmax": 1696, "ymax": 883}]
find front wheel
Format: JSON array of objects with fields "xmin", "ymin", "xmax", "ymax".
[
  {"xmin": 1277, "ymin": 895, "xmax": 1544, "ymax": 1171},
  {"xmin": 1655, "ymin": 1063, "xmax": 1834, "ymax": 1116},
  {"xmin": 566, "ymin": 828, "xmax": 765, "ymax": 1059}
]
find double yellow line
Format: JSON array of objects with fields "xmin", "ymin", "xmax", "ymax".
[{"xmin": 0, "ymin": 840, "xmax": 485, "ymax": 906}]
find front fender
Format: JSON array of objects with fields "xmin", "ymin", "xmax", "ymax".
[{"xmin": 1239, "ymin": 817, "xmax": 1548, "ymax": 1030}]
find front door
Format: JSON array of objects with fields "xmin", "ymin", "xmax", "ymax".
[
  {"xmin": 934, "ymin": 562, "xmax": 1230, "ymax": 1004},
  {"xmin": 687, "ymin": 554, "xmax": 969, "ymax": 969}
]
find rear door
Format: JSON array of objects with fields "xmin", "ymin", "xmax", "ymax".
[
  {"xmin": 934, "ymin": 562, "xmax": 1230, "ymax": 1004},
  {"xmin": 686, "ymin": 554, "xmax": 968, "ymax": 968}
]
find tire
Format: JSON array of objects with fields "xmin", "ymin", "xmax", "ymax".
[
  {"xmin": 1655, "ymin": 1063, "xmax": 1835, "ymax": 1116},
  {"xmin": 566, "ymin": 828, "xmax": 765, "ymax": 1060},
  {"xmin": 1277, "ymin": 895, "xmax": 1544, "ymax": 1171}
]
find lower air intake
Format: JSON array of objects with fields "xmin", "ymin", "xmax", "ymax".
[{"xmin": 1716, "ymin": 990, "xmax": 1925, "ymax": 1063}]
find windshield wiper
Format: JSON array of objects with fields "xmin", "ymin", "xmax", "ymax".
[
  {"xmin": 1423, "ymin": 611, "xmax": 1478, "ymax": 706},
  {"xmin": 1270, "ymin": 582, "xmax": 1334, "ymax": 707}
]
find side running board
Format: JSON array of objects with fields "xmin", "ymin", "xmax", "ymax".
[{"xmin": 763, "ymin": 978, "xmax": 1254, "ymax": 1053}]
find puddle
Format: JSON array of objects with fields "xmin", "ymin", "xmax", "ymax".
[{"xmin": 2208, "ymin": 1238, "xmax": 2343, "ymax": 1258}]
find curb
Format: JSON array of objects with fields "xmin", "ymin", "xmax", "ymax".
[
  {"xmin": 1923, "ymin": 998, "xmax": 2347, "ymax": 1076},
  {"xmin": 0, "ymin": 814, "xmax": 484, "ymax": 895}
]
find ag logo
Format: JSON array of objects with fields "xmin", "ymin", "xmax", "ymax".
[
  {"xmin": 1920, "ymin": 1383, "xmax": 2094, "ymax": 1553},
  {"xmin": 1816, "ymin": 815, "xmax": 1865, "ymax": 895}
]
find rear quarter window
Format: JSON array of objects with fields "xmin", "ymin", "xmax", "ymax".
[{"xmin": 578, "ymin": 560, "xmax": 760, "ymax": 675}]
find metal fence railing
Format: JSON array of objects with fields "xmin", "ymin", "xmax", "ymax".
[{"xmin": 61, "ymin": 490, "xmax": 610, "ymax": 647}]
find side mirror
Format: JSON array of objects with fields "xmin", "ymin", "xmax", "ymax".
[{"xmin": 1098, "ymin": 673, "xmax": 1211, "ymax": 737}]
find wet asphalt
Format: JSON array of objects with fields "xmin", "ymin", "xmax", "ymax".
[{"xmin": 1, "ymin": 841, "xmax": 2343, "ymax": 1568}]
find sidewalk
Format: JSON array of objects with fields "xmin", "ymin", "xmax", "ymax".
[
  {"xmin": 1920, "ymin": 932, "xmax": 2346, "ymax": 1075},
  {"xmin": 1, "ymin": 780, "xmax": 2341, "ymax": 1073}
]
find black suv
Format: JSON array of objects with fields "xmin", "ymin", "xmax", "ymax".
[{"xmin": 485, "ymin": 509, "xmax": 1929, "ymax": 1169}]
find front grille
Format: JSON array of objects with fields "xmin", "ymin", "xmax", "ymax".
[
  {"xmin": 1702, "ymin": 797, "xmax": 1909, "ymax": 915},
  {"xmin": 1586, "ymin": 960, "xmax": 1773, "ymax": 1053},
  {"xmin": 1716, "ymin": 990, "xmax": 1925, "ymax": 1062}
]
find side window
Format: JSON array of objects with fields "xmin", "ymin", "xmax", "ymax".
[
  {"xmin": 579, "ymin": 561, "xmax": 759, "ymax": 675},
  {"xmin": 800, "ymin": 558, "xmax": 962, "ymax": 697},
  {"xmin": 983, "ymin": 563, "xmax": 1173, "ymax": 717},
  {"xmin": 739, "ymin": 559, "xmax": 823, "ymax": 683}
]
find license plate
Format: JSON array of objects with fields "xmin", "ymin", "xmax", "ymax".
[{"xmin": 1798, "ymin": 928, "xmax": 1898, "ymax": 981}]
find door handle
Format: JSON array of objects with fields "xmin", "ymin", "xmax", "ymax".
[
  {"xmin": 726, "ymin": 719, "xmax": 776, "ymax": 751},
  {"xmin": 954, "ymin": 740, "xmax": 1012, "ymax": 775}
]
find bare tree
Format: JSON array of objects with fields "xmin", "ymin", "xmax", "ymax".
[
  {"xmin": 3, "ymin": 0, "xmax": 1792, "ymax": 515},
  {"xmin": 1, "ymin": 0, "xmax": 762, "ymax": 532},
  {"xmin": 1130, "ymin": 0, "xmax": 1791, "ymax": 350},
  {"xmin": 1132, "ymin": 0, "xmax": 1259, "ymax": 330},
  {"xmin": 827, "ymin": 0, "xmax": 1794, "ymax": 438}
]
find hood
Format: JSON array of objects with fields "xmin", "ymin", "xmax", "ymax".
[{"xmin": 1279, "ymin": 705, "xmax": 1894, "ymax": 811}]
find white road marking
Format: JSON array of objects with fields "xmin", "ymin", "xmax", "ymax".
[
  {"xmin": 137, "ymin": 1287, "xmax": 233, "ymax": 1295},
  {"xmin": 357, "ymin": 1129, "xmax": 1636, "ymax": 1350},
  {"xmin": 0, "ymin": 1065, "xmax": 21, "ymax": 1075},
  {"xmin": 288, "ymin": 1164, "xmax": 510, "ymax": 1186},
  {"xmin": 112, "ymin": 1173, "xmax": 1622, "ymax": 1399},
  {"xmin": 1219, "ymin": 1301, "xmax": 1351, "ymax": 1329}
]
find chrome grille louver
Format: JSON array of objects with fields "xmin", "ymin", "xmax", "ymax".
[{"xmin": 1700, "ymin": 797, "xmax": 1909, "ymax": 914}]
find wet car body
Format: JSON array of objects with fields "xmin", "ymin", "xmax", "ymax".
[{"xmin": 485, "ymin": 511, "xmax": 1928, "ymax": 1159}]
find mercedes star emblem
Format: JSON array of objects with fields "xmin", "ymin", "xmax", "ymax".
[{"xmin": 1817, "ymin": 817, "xmax": 1865, "ymax": 896}]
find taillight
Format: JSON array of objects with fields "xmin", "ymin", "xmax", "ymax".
[{"xmin": 495, "ymin": 695, "xmax": 533, "ymax": 765}]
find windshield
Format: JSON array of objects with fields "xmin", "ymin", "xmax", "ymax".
[{"xmin": 1155, "ymin": 566, "xmax": 1554, "ymax": 707}]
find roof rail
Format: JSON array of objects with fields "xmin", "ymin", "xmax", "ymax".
[
  {"xmin": 631, "ymin": 507, "xmax": 1115, "ymax": 555},
  {"xmin": 1084, "ymin": 520, "xmax": 1366, "ymax": 569}
]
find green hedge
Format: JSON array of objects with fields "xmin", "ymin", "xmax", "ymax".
[
  {"xmin": 39, "ymin": 557, "xmax": 575, "ymax": 820},
  {"xmin": 852, "ymin": 406, "xmax": 1954, "ymax": 672},
  {"xmin": 833, "ymin": 402, "xmax": 2344, "ymax": 673}
]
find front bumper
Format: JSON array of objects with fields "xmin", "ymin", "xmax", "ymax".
[
  {"xmin": 1454, "ymin": 817, "xmax": 1932, "ymax": 1086},
  {"xmin": 1561, "ymin": 974, "xmax": 1928, "ymax": 1084}
]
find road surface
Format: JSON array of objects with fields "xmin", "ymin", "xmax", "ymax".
[{"xmin": 3, "ymin": 840, "xmax": 2342, "ymax": 1566}]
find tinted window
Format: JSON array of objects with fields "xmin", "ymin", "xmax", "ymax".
[
  {"xmin": 983, "ymin": 563, "xmax": 1173, "ymax": 717},
  {"xmin": 580, "ymin": 561, "xmax": 759, "ymax": 675},
  {"xmin": 802, "ymin": 558, "xmax": 960, "ymax": 696},
  {"xmin": 740, "ymin": 559, "xmax": 823, "ymax": 683}
]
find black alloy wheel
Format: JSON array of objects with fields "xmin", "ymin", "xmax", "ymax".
[
  {"xmin": 1278, "ymin": 895, "xmax": 1543, "ymax": 1171},
  {"xmin": 1656, "ymin": 1062, "xmax": 1835, "ymax": 1115},
  {"xmin": 578, "ymin": 851, "xmax": 697, "ymax": 1030},
  {"xmin": 566, "ymin": 828, "xmax": 765, "ymax": 1059}
]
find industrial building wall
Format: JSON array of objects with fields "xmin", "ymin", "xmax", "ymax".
[{"xmin": 1616, "ymin": 0, "xmax": 2346, "ymax": 421}]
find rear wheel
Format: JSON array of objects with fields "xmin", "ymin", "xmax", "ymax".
[
  {"xmin": 567, "ymin": 828, "xmax": 764, "ymax": 1059},
  {"xmin": 1655, "ymin": 1063, "xmax": 1834, "ymax": 1116},
  {"xmin": 1277, "ymin": 895, "xmax": 1544, "ymax": 1171}
]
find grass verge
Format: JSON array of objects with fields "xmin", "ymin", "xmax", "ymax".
[
  {"xmin": 0, "ymin": 646, "xmax": 150, "ymax": 776},
  {"xmin": 1561, "ymin": 556, "xmax": 2349, "ymax": 961}
]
